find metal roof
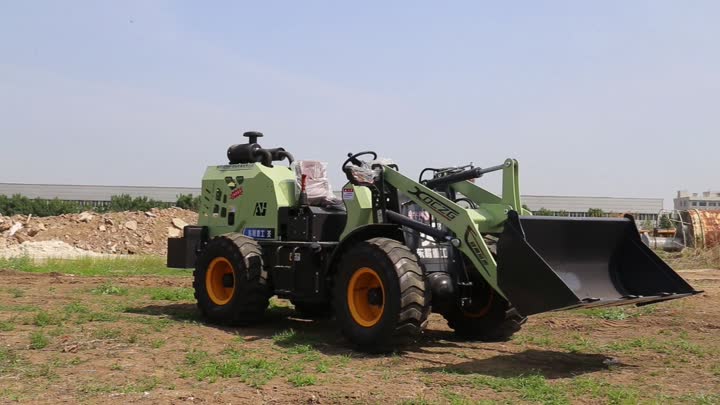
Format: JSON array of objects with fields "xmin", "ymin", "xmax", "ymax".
[
  {"xmin": 522, "ymin": 195, "xmax": 663, "ymax": 214},
  {"xmin": 0, "ymin": 183, "xmax": 200, "ymax": 203}
]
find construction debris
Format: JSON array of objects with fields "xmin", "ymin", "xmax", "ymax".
[{"xmin": 0, "ymin": 208, "xmax": 197, "ymax": 255}]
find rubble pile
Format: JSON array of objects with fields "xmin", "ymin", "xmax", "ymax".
[{"xmin": 0, "ymin": 208, "xmax": 198, "ymax": 255}]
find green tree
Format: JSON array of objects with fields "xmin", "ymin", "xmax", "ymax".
[
  {"xmin": 175, "ymin": 194, "xmax": 201, "ymax": 211},
  {"xmin": 535, "ymin": 207, "xmax": 554, "ymax": 216},
  {"xmin": 659, "ymin": 214, "xmax": 673, "ymax": 229},
  {"xmin": 587, "ymin": 208, "xmax": 605, "ymax": 217}
]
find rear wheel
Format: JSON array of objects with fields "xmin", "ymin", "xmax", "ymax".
[
  {"xmin": 193, "ymin": 234, "xmax": 270, "ymax": 325},
  {"xmin": 442, "ymin": 270, "xmax": 524, "ymax": 341},
  {"xmin": 333, "ymin": 237, "xmax": 430, "ymax": 351}
]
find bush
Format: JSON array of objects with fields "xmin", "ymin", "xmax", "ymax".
[
  {"xmin": 175, "ymin": 194, "xmax": 201, "ymax": 211},
  {"xmin": 99, "ymin": 194, "xmax": 170, "ymax": 213},
  {"xmin": 0, "ymin": 194, "xmax": 82, "ymax": 217}
]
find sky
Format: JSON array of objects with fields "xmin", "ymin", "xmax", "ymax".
[{"xmin": 1, "ymin": 1, "xmax": 718, "ymax": 208}]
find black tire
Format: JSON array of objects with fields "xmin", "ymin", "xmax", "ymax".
[
  {"xmin": 193, "ymin": 234, "xmax": 270, "ymax": 325},
  {"xmin": 291, "ymin": 301, "xmax": 332, "ymax": 318},
  {"xmin": 442, "ymin": 269, "xmax": 524, "ymax": 341},
  {"xmin": 333, "ymin": 237, "xmax": 430, "ymax": 351}
]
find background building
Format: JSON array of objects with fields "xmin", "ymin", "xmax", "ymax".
[
  {"xmin": 674, "ymin": 191, "xmax": 720, "ymax": 210},
  {"xmin": 521, "ymin": 195, "xmax": 663, "ymax": 221}
]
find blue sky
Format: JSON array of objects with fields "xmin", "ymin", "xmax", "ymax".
[{"xmin": 1, "ymin": 1, "xmax": 718, "ymax": 207}]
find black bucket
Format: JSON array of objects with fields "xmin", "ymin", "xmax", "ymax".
[{"xmin": 496, "ymin": 212, "xmax": 701, "ymax": 316}]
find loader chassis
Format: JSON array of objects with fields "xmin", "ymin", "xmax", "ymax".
[{"xmin": 168, "ymin": 132, "xmax": 700, "ymax": 350}]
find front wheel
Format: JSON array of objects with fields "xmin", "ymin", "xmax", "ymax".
[
  {"xmin": 442, "ymin": 270, "xmax": 524, "ymax": 341},
  {"xmin": 333, "ymin": 237, "xmax": 430, "ymax": 351}
]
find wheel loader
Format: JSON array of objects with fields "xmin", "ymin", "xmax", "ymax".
[{"xmin": 167, "ymin": 131, "xmax": 700, "ymax": 350}]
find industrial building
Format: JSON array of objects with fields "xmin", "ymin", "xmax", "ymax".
[
  {"xmin": 674, "ymin": 191, "xmax": 720, "ymax": 210},
  {"xmin": 0, "ymin": 183, "xmax": 664, "ymax": 221},
  {"xmin": 521, "ymin": 195, "xmax": 663, "ymax": 221}
]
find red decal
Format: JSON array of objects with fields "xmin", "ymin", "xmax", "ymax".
[{"xmin": 230, "ymin": 188, "xmax": 244, "ymax": 199}]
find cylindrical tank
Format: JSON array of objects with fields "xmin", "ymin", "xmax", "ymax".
[{"xmin": 684, "ymin": 210, "xmax": 720, "ymax": 249}]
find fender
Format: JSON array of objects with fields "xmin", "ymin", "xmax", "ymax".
[{"xmin": 325, "ymin": 224, "xmax": 404, "ymax": 276}]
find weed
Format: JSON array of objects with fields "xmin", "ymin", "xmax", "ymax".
[
  {"xmin": 150, "ymin": 339, "xmax": 166, "ymax": 349},
  {"xmin": 288, "ymin": 373, "xmax": 316, "ymax": 387},
  {"xmin": 91, "ymin": 282, "xmax": 128, "ymax": 296},
  {"xmin": 316, "ymin": 361, "xmax": 329, "ymax": 373},
  {"xmin": 0, "ymin": 320, "xmax": 15, "ymax": 332},
  {"xmin": 8, "ymin": 288, "xmax": 24, "ymax": 298},
  {"xmin": 33, "ymin": 310, "xmax": 62, "ymax": 327},
  {"xmin": 29, "ymin": 331, "xmax": 49, "ymax": 349},
  {"xmin": 110, "ymin": 363, "xmax": 122, "ymax": 371},
  {"xmin": 92, "ymin": 328, "xmax": 121, "ymax": 340},
  {"xmin": 472, "ymin": 374, "xmax": 569, "ymax": 404},
  {"xmin": 63, "ymin": 302, "xmax": 90, "ymax": 314},
  {"xmin": 144, "ymin": 287, "xmax": 194, "ymax": 301},
  {"xmin": 0, "ymin": 256, "xmax": 182, "ymax": 277}
]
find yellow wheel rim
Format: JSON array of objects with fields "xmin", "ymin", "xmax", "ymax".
[
  {"xmin": 347, "ymin": 267, "xmax": 385, "ymax": 327},
  {"xmin": 206, "ymin": 257, "xmax": 235, "ymax": 305}
]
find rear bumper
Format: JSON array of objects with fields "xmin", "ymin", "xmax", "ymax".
[{"xmin": 166, "ymin": 226, "xmax": 208, "ymax": 269}]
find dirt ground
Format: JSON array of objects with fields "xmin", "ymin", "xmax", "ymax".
[{"xmin": 0, "ymin": 269, "xmax": 718, "ymax": 404}]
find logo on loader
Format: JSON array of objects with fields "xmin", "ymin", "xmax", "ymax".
[
  {"xmin": 464, "ymin": 226, "xmax": 490, "ymax": 277},
  {"xmin": 407, "ymin": 187, "xmax": 460, "ymax": 221},
  {"xmin": 254, "ymin": 202, "xmax": 267, "ymax": 216}
]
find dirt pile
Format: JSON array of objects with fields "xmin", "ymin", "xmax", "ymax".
[{"xmin": 0, "ymin": 208, "xmax": 198, "ymax": 255}]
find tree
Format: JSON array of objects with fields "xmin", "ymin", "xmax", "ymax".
[
  {"xmin": 587, "ymin": 208, "xmax": 605, "ymax": 217},
  {"xmin": 659, "ymin": 214, "xmax": 673, "ymax": 230},
  {"xmin": 535, "ymin": 207, "xmax": 554, "ymax": 216},
  {"xmin": 176, "ymin": 194, "xmax": 201, "ymax": 211}
]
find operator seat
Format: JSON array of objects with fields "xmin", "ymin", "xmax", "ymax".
[{"xmin": 294, "ymin": 160, "xmax": 345, "ymax": 210}]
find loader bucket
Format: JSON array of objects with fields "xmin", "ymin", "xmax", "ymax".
[{"xmin": 496, "ymin": 212, "xmax": 700, "ymax": 316}]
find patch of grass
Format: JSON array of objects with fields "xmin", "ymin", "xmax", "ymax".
[
  {"xmin": 512, "ymin": 333, "xmax": 554, "ymax": 347},
  {"xmin": 150, "ymin": 339, "xmax": 166, "ymax": 349},
  {"xmin": 0, "ymin": 304, "xmax": 39, "ymax": 312},
  {"xmin": 33, "ymin": 310, "xmax": 62, "ymax": 327},
  {"xmin": 0, "ymin": 256, "xmax": 184, "ymax": 277},
  {"xmin": 288, "ymin": 373, "xmax": 316, "ymax": 387},
  {"xmin": 0, "ymin": 348, "xmax": 22, "ymax": 374},
  {"xmin": 0, "ymin": 320, "xmax": 15, "ymax": 331},
  {"xmin": 185, "ymin": 348, "xmax": 281, "ymax": 388},
  {"xmin": 91, "ymin": 282, "xmax": 128, "ymax": 296},
  {"xmin": 92, "ymin": 328, "xmax": 121, "ymax": 340},
  {"xmin": 29, "ymin": 331, "xmax": 49, "ymax": 349},
  {"xmin": 579, "ymin": 307, "xmax": 630, "ymax": 320},
  {"xmin": 63, "ymin": 302, "xmax": 90, "ymax": 314},
  {"xmin": 79, "ymin": 376, "xmax": 160, "ymax": 395},
  {"xmin": 7, "ymin": 288, "xmax": 24, "ymax": 298},
  {"xmin": 571, "ymin": 377, "xmax": 639, "ymax": 404},
  {"xmin": 75, "ymin": 311, "xmax": 118, "ymax": 324},
  {"xmin": 560, "ymin": 334, "xmax": 598, "ymax": 353},
  {"xmin": 128, "ymin": 316, "xmax": 172, "ymax": 332},
  {"xmin": 143, "ymin": 287, "xmax": 194, "ymax": 301},
  {"xmin": 606, "ymin": 337, "xmax": 706, "ymax": 358},
  {"xmin": 711, "ymin": 363, "xmax": 720, "ymax": 377},
  {"xmin": 579, "ymin": 305, "xmax": 656, "ymax": 321},
  {"xmin": 471, "ymin": 374, "xmax": 569, "ymax": 404}
]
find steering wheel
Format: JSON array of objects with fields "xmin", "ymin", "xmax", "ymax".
[{"xmin": 342, "ymin": 151, "xmax": 377, "ymax": 171}]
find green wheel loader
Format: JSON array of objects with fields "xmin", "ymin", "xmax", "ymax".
[{"xmin": 168, "ymin": 131, "xmax": 700, "ymax": 350}]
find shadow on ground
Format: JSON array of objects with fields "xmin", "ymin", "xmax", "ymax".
[
  {"xmin": 125, "ymin": 302, "xmax": 624, "ymax": 378},
  {"xmin": 418, "ymin": 349, "xmax": 624, "ymax": 379}
]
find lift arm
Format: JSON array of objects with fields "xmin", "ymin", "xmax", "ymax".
[{"xmin": 379, "ymin": 159, "xmax": 523, "ymax": 298}]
